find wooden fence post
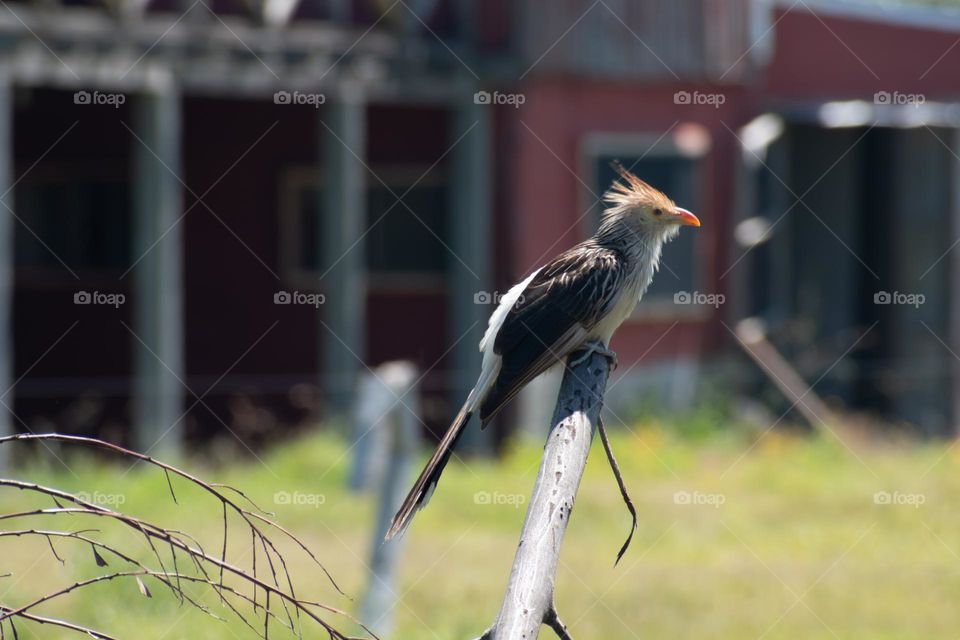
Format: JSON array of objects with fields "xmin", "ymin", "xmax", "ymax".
[
  {"xmin": 478, "ymin": 349, "xmax": 611, "ymax": 639},
  {"xmin": 352, "ymin": 361, "xmax": 420, "ymax": 636}
]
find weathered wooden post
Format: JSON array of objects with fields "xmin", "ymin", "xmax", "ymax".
[
  {"xmin": 478, "ymin": 348, "xmax": 611, "ymax": 640},
  {"xmin": 348, "ymin": 365, "xmax": 400, "ymax": 491},
  {"xmin": 351, "ymin": 361, "xmax": 420, "ymax": 635}
]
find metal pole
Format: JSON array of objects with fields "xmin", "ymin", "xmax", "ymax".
[
  {"xmin": 132, "ymin": 77, "xmax": 184, "ymax": 453},
  {"xmin": 321, "ymin": 90, "xmax": 368, "ymax": 416},
  {"xmin": 0, "ymin": 70, "xmax": 13, "ymax": 469}
]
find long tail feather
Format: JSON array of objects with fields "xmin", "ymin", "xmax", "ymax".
[{"xmin": 384, "ymin": 402, "xmax": 473, "ymax": 540}]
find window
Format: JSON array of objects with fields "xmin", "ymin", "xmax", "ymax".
[
  {"xmin": 366, "ymin": 180, "xmax": 448, "ymax": 276},
  {"xmin": 14, "ymin": 171, "xmax": 131, "ymax": 274},
  {"xmin": 279, "ymin": 167, "xmax": 449, "ymax": 291},
  {"xmin": 580, "ymin": 128, "xmax": 708, "ymax": 316}
]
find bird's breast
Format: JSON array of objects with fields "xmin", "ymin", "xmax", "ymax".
[{"xmin": 588, "ymin": 266, "xmax": 649, "ymax": 345}]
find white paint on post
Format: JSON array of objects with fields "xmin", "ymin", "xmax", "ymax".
[{"xmin": 482, "ymin": 350, "xmax": 611, "ymax": 639}]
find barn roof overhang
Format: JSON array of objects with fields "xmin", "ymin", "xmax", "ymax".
[
  {"xmin": 0, "ymin": 4, "xmax": 476, "ymax": 102},
  {"xmin": 777, "ymin": 0, "xmax": 960, "ymax": 35}
]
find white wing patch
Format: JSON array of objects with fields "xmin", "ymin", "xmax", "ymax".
[
  {"xmin": 466, "ymin": 268, "xmax": 541, "ymax": 412},
  {"xmin": 479, "ymin": 268, "xmax": 541, "ymax": 354}
]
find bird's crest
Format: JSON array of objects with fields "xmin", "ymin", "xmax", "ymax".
[{"xmin": 602, "ymin": 161, "xmax": 675, "ymax": 218}]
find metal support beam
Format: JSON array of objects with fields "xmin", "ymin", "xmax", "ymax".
[
  {"xmin": 952, "ymin": 128, "xmax": 960, "ymax": 437},
  {"xmin": 448, "ymin": 97, "xmax": 492, "ymax": 453},
  {"xmin": 0, "ymin": 71, "xmax": 12, "ymax": 468},
  {"xmin": 132, "ymin": 81, "xmax": 184, "ymax": 453},
  {"xmin": 321, "ymin": 92, "xmax": 367, "ymax": 415}
]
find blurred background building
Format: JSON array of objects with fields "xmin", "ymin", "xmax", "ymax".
[{"xmin": 3, "ymin": 0, "xmax": 960, "ymax": 454}]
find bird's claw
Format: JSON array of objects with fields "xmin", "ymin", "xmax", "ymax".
[{"xmin": 569, "ymin": 341, "xmax": 618, "ymax": 371}]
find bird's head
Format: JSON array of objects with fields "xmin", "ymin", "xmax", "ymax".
[{"xmin": 599, "ymin": 161, "xmax": 700, "ymax": 243}]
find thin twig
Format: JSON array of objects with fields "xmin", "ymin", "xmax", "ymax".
[
  {"xmin": 597, "ymin": 415, "xmax": 637, "ymax": 566},
  {"xmin": 0, "ymin": 433, "xmax": 376, "ymax": 640},
  {"xmin": 0, "ymin": 500, "xmax": 373, "ymax": 639},
  {"xmin": 0, "ymin": 607, "xmax": 116, "ymax": 640},
  {"xmin": 0, "ymin": 434, "xmax": 346, "ymax": 596},
  {"xmin": 543, "ymin": 604, "xmax": 573, "ymax": 640}
]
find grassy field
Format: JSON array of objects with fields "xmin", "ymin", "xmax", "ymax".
[{"xmin": 3, "ymin": 421, "xmax": 960, "ymax": 639}]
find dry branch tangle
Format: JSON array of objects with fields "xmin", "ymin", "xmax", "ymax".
[{"xmin": 0, "ymin": 434, "xmax": 375, "ymax": 640}]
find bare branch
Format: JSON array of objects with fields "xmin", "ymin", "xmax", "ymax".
[
  {"xmin": 0, "ymin": 435, "xmax": 376, "ymax": 640},
  {"xmin": 543, "ymin": 604, "xmax": 573, "ymax": 640},
  {"xmin": 0, "ymin": 433, "xmax": 346, "ymax": 596},
  {"xmin": 597, "ymin": 415, "xmax": 637, "ymax": 566},
  {"xmin": 482, "ymin": 348, "xmax": 611, "ymax": 639},
  {"xmin": 0, "ymin": 607, "xmax": 116, "ymax": 640}
]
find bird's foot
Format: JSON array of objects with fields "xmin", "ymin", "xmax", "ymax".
[{"xmin": 569, "ymin": 340, "xmax": 618, "ymax": 371}]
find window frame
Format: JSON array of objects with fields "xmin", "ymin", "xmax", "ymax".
[
  {"xmin": 578, "ymin": 130, "xmax": 710, "ymax": 321},
  {"xmin": 278, "ymin": 164, "xmax": 449, "ymax": 294},
  {"xmin": 12, "ymin": 161, "xmax": 132, "ymax": 287}
]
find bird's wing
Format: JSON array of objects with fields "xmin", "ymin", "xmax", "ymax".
[{"xmin": 478, "ymin": 245, "xmax": 626, "ymax": 422}]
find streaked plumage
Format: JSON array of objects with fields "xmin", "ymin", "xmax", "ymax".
[{"xmin": 385, "ymin": 163, "xmax": 700, "ymax": 540}]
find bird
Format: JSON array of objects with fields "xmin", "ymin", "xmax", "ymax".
[{"xmin": 385, "ymin": 162, "xmax": 700, "ymax": 540}]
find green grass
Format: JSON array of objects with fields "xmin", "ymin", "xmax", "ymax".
[{"xmin": 3, "ymin": 423, "xmax": 960, "ymax": 639}]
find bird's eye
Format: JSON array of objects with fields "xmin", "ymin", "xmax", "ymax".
[{"xmin": 653, "ymin": 208, "xmax": 663, "ymax": 216}]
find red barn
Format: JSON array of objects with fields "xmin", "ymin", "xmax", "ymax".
[{"xmin": 3, "ymin": 0, "xmax": 960, "ymax": 455}]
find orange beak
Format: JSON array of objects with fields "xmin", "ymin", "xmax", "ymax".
[{"xmin": 673, "ymin": 207, "xmax": 701, "ymax": 227}]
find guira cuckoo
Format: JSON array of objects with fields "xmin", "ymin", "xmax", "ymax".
[{"xmin": 386, "ymin": 163, "xmax": 700, "ymax": 540}]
